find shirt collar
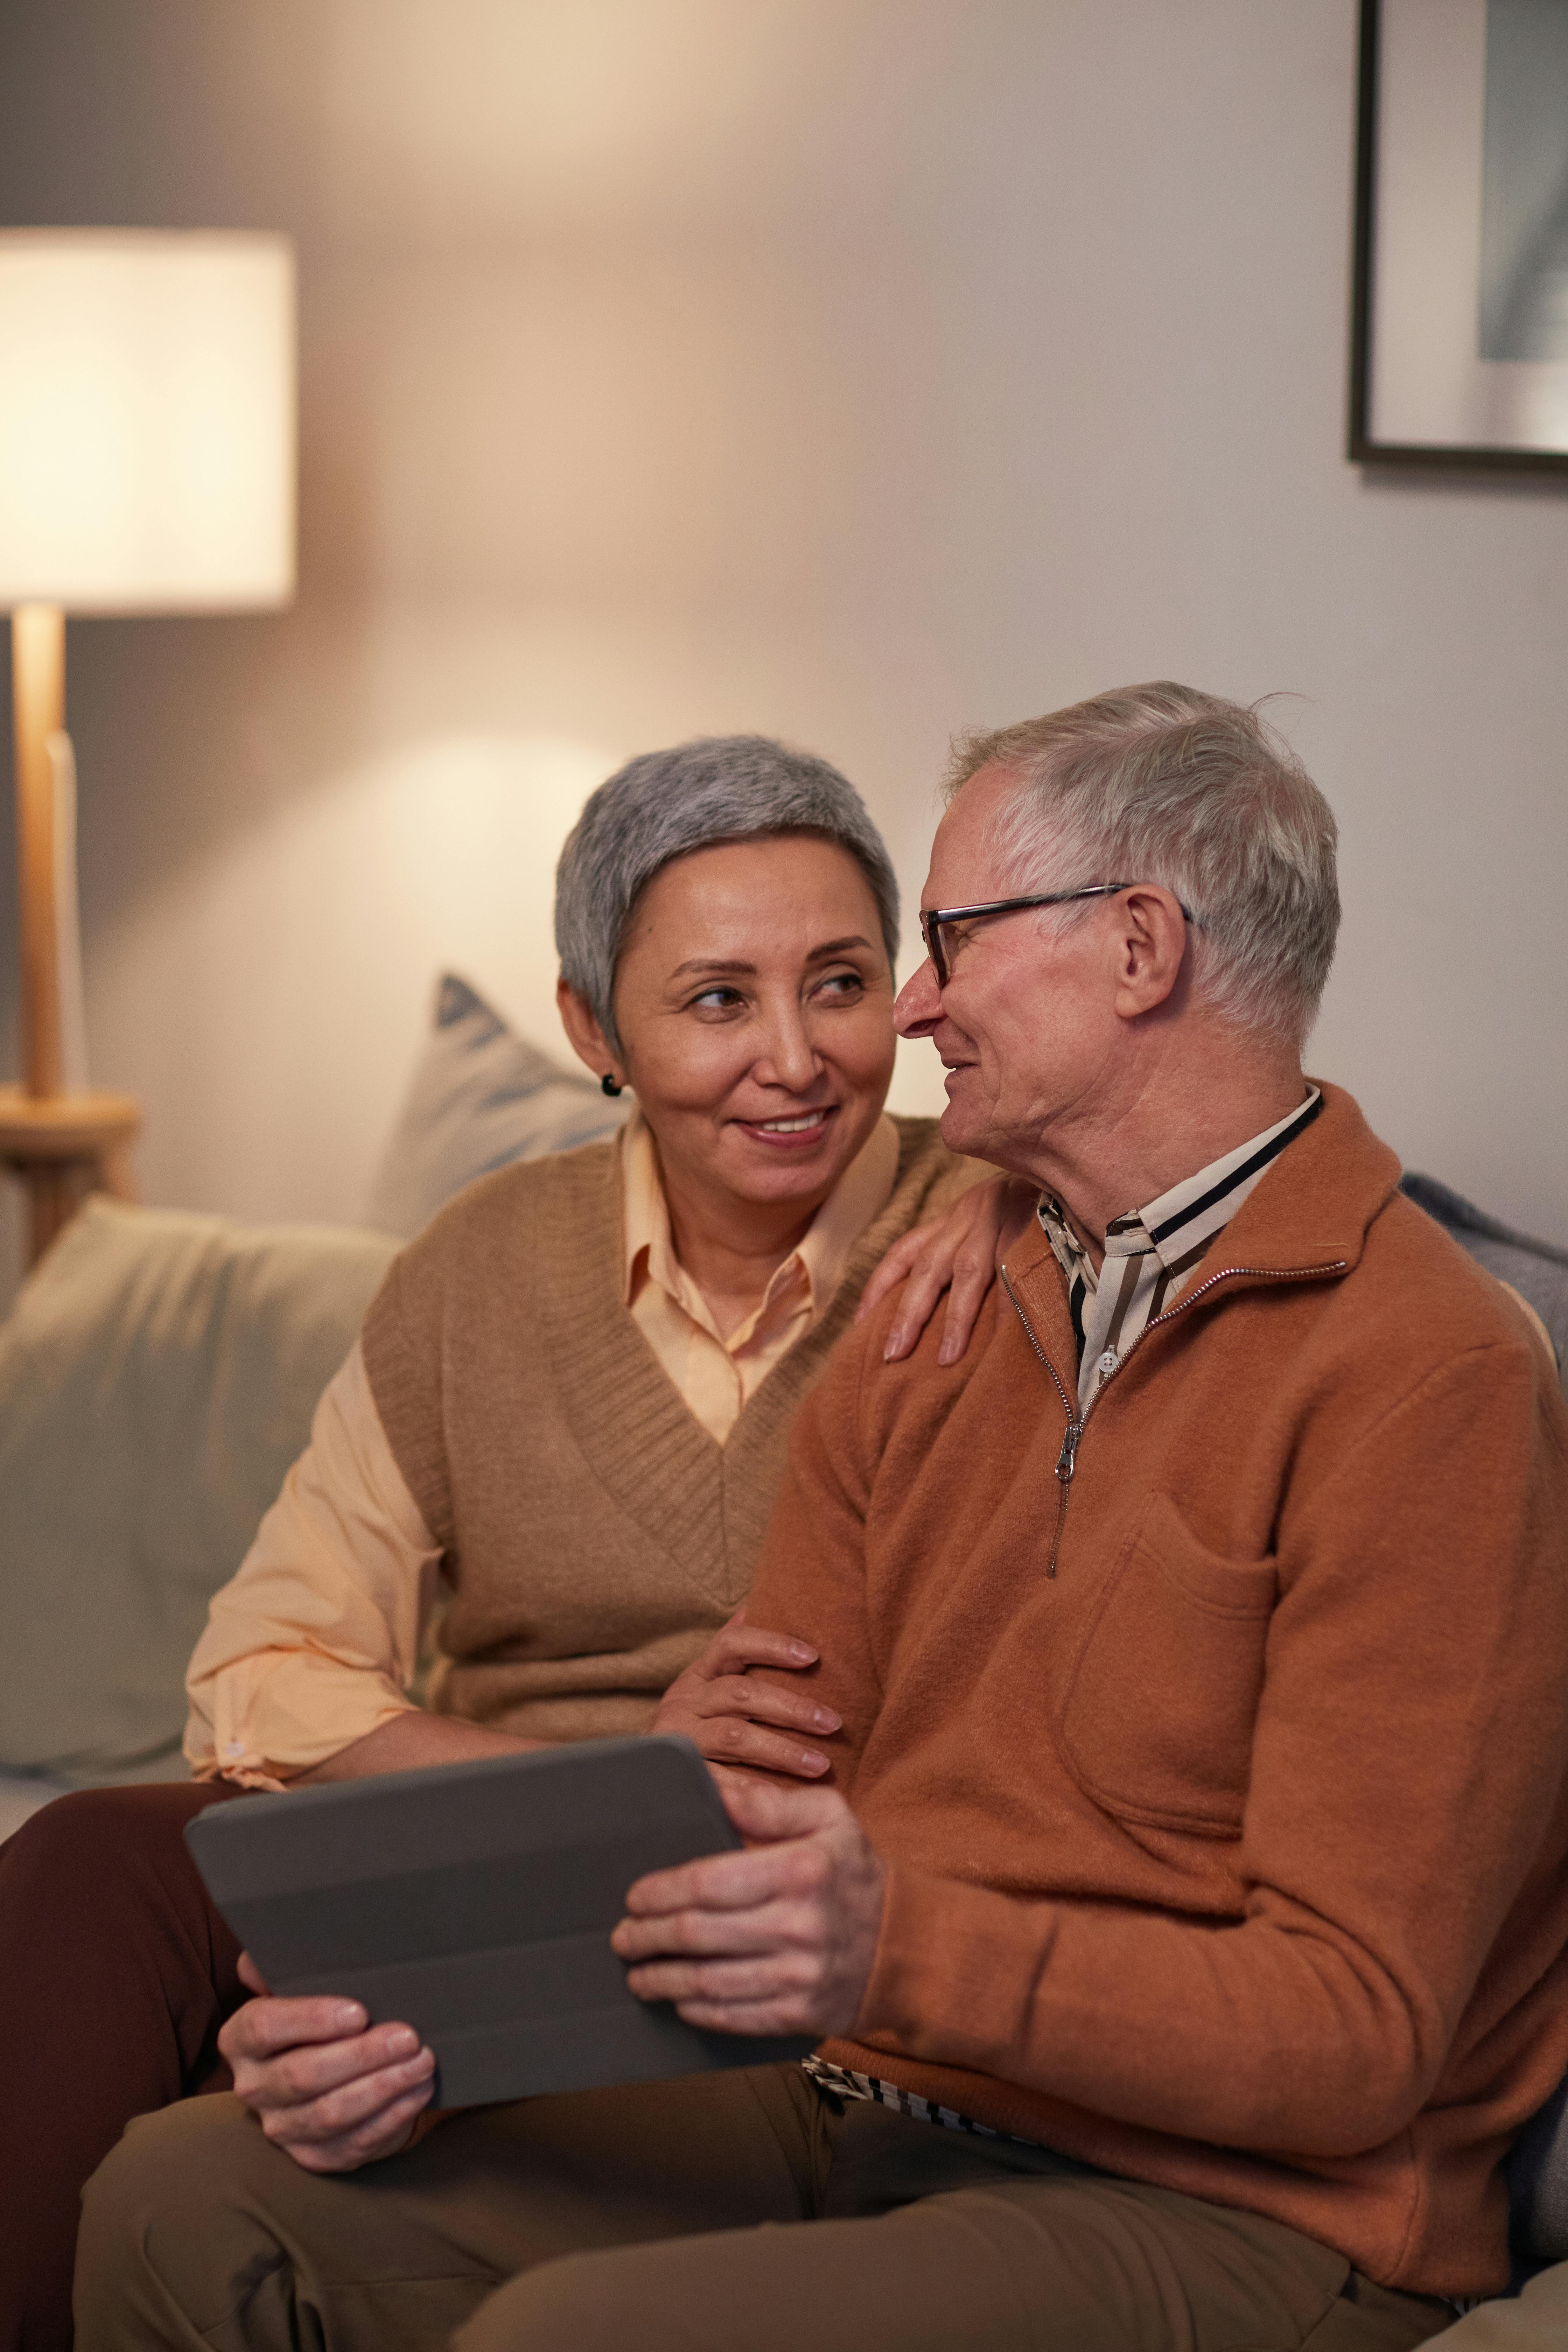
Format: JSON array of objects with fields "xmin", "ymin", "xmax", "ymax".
[
  {"xmin": 621, "ymin": 1106, "xmax": 901, "ymax": 1332},
  {"xmin": 1038, "ymin": 1086, "xmax": 1324, "ymax": 1296}
]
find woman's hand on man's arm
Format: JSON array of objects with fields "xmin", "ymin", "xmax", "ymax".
[
  {"xmin": 305, "ymin": 1608, "xmax": 839, "ymax": 1789},
  {"xmin": 857, "ymin": 1174, "xmax": 1038, "ymax": 1364},
  {"xmin": 651, "ymin": 1608, "xmax": 840, "ymax": 1785}
]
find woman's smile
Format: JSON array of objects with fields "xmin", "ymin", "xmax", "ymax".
[{"xmin": 731, "ymin": 1104, "xmax": 838, "ymax": 1147}]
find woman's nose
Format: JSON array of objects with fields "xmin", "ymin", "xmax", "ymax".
[
  {"xmin": 756, "ymin": 1003, "xmax": 821, "ymax": 1090},
  {"xmin": 895, "ymin": 959, "xmax": 941, "ymax": 1038}
]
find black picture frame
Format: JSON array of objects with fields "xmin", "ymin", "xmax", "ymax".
[{"xmin": 1349, "ymin": 0, "xmax": 1568, "ymax": 475}]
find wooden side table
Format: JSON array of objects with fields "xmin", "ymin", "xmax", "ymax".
[{"xmin": 0, "ymin": 1085, "xmax": 141, "ymax": 1268}]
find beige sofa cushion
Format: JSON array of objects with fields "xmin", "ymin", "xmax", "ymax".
[{"xmin": 0, "ymin": 1198, "xmax": 396, "ymax": 1779}]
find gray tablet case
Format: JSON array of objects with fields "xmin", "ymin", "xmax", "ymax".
[{"xmin": 185, "ymin": 1736, "xmax": 813, "ymax": 2109}]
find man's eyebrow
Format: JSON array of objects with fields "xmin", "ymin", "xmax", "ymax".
[{"xmin": 668, "ymin": 936, "xmax": 873, "ymax": 980}]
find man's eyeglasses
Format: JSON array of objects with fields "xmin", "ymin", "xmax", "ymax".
[{"xmin": 918, "ymin": 884, "xmax": 1194, "ymax": 989}]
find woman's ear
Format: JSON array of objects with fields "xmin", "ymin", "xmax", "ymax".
[{"xmin": 556, "ymin": 975, "xmax": 626, "ymax": 1091}]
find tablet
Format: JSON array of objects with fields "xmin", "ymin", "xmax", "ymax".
[{"xmin": 185, "ymin": 1735, "xmax": 814, "ymax": 2110}]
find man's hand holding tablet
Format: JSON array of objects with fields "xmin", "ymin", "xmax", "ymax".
[
  {"xmin": 219, "ymin": 1953, "xmax": 438, "ymax": 2173},
  {"xmin": 613, "ymin": 1775, "xmax": 886, "ymax": 2041}
]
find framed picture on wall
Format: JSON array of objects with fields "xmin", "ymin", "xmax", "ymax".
[{"xmin": 1351, "ymin": 0, "xmax": 1568, "ymax": 471}]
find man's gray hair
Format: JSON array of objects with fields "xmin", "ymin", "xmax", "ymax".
[
  {"xmin": 947, "ymin": 683, "xmax": 1340, "ymax": 1049},
  {"xmin": 556, "ymin": 734, "xmax": 900, "ymax": 1048}
]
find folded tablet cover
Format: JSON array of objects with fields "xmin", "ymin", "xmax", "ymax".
[{"xmin": 185, "ymin": 1736, "xmax": 813, "ymax": 2110}]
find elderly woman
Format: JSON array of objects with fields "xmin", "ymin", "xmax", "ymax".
[{"xmin": 0, "ymin": 735, "xmax": 1014, "ymax": 2350}]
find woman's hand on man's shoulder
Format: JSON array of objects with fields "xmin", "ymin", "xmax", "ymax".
[{"xmin": 856, "ymin": 1173, "xmax": 1037, "ymax": 1365}]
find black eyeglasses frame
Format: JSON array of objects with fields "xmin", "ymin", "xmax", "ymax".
[{"xmin": 918, "ymin": 883, "xmax": 1195, "ymax": 989}]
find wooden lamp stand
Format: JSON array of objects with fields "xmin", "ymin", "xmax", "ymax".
[{"xmin": 2, "ymin": 603, "xmax": 140, "ymax": 1267}]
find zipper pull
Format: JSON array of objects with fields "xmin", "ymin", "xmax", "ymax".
[{"xmin": 1055, "ymin": 1419, "xmax": 1082, "ymax": 1483}]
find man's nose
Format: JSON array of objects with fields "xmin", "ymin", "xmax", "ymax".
[{"xmin": 895, "ymin": 958, "xmax": 941, "ymax": 1039}]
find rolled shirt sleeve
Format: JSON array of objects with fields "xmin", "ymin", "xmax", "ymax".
[{"xmin": 183, "ymin": 1338, "xmax": 442, "ymax": 1788}]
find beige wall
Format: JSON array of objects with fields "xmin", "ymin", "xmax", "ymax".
[{"xmin": 2, "ymin": 0, "xmax": 1565, "ymax": 1299}]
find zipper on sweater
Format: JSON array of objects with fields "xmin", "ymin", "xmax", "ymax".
[
  {"xmin": 1000, "ymin": 1267, "xmax": 1080, "ymax": 1576},
  {"xmin": 999, "ymin": 1257, "xmax": 1348, "ymax": 1578}
]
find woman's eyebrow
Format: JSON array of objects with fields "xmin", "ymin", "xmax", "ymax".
[
  {"xmin": 668, "ymin": 957, "xmax": 758, "ymax": 979},
  {"xmin": 668, "ymin": 936, "xmax": 873, "ymax": 981}
]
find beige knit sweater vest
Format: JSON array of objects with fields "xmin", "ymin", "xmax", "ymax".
[{"xmin": 361, "ymin": 1117, "xmax": 966, "ymax": 1741}]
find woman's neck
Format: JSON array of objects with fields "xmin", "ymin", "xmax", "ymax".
[{"xmin": 659, "ymin": 1160, "xmax": 826, "ymax": 1340}]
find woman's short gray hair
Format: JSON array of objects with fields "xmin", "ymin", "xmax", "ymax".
[
  {"xmin": 555, "ymin": 734, "xmax": 900, "ymax": 1048},
  {"xmin": 946, "ymin": 683, "xmax": 1340, "ymax": 1049}
]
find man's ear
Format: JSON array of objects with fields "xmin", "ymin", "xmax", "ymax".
[
  {"xmin": 556, "ymin": 975, "xmax": 625, "ymax": 1088},
  {"xmin": 1109, "ymin": 887, "xmax": 1190, "ymax": 1022}
]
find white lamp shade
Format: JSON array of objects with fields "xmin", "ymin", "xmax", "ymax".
[{"xmin": 0, "ymin": 230, "xmax": 295, "ymax": 613}]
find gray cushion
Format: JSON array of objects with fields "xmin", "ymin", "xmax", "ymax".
[
  {"xmin": 1399, "ymin": 1173, "xmax": 1568, "ymax": 1395},
  {"xmin": 772, "ymin": 1111, "xmax": 1567, "ymax": 2277},
  {"xmin": 1401, "ymin": 1176, "xmax": 1568, "ymax": 2261},
  {"xmin": 1510, "ymin": 2077, "xmax": 1568, "ymax": 2263},
  {"xmin": 0, "ymin": 1199, "xmax": 397, "ymax": 1779},
  {"xmin": 363, "ymin": 973, "xmax": 627, "ymax": 1238}
]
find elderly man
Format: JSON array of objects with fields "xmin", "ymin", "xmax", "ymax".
[{"xmin": 77, "ymin": 685, "xmax": 1568, "ymax": 2352}]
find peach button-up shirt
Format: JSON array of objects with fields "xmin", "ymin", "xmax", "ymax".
[{"xmin": 184, "ymin": 1111, "xmax": 902, "ymax": 1787}]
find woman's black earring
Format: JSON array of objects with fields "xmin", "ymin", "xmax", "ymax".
[{"xmin": 601, "ymin": 1074, "xmax": 623, "ymax": 1098}]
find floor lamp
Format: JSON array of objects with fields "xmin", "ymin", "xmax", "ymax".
[{"xmin": 0, "ymin": 230, "xmax": 295, "ymax": 1265}]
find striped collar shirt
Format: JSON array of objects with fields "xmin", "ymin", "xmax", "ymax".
[{"xmin": 1038, "ymin": 1088, "xmax": 1324, "ymax": 1415}]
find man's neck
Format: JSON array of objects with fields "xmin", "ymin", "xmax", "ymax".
[{"xmin": 1031, "ymin": 1047, "xmax": 1309, "ymax": 1275}]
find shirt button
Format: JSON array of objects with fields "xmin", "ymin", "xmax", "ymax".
[
  {"xmin": 1097, "ymin": 1350, "xmax": 1119, "ymax": 1379},
  {"xmin": 225, "ymin": 1741, "xmax": 243, "ymax": 1757}
]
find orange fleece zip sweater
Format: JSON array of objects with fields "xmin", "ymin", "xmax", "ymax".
[{"xmin": 746, "ymin": 1084, "xmax": 1568, "ymax": 2298}]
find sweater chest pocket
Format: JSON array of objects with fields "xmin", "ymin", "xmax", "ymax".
[{"xmin": 1055, "ymin": 1493, "xmax": 1277, "ymax": 1835}]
